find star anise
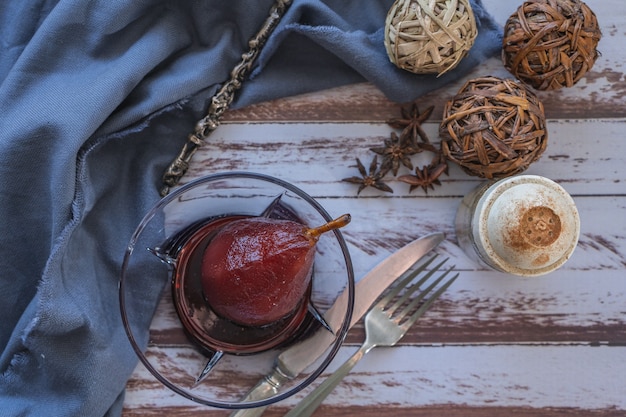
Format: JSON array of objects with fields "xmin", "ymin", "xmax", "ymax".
[
  {"xmin": 397, "ymin": 153, "xmax": 449, "ymax": 193},
  {"xmin": 387, "ymin": 102, "xmax": 435, "ymax": 149},
  {"xmin": 342, "ymin": 156, "xmax": 393, "ymax": 195},
  {"xmin": 370, "ymin": 132, "xmax": 418, "ymax": 176},
  {"xmin": 343, "ymin": 100, "xmax": 450, "ymax": 195}
]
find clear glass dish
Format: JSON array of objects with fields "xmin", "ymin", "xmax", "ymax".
[{"xmin": 119, "ymin": 172, "xmax": 354, "ymax": 409}]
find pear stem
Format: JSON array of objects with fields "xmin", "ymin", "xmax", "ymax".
[{"xmin": 304, "ymin": 214, "xmax": 351, "ymax": 240}]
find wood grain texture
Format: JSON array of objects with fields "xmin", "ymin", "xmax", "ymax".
[
  {"xmin": 123, "ymin": 346, "xmax": 625, "ymax": 416},
  {"xmin": 182, "ymin": 119, "xmax": 626, "ymax": 196},
  {"xmin": 123, "ymin": 0, "xmax": 625, "ymax": 415},
  {"xmin": 123, "ymin": 408, "xmax": 626, "ymax": 417}
]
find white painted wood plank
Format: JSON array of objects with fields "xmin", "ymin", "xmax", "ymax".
[
  {"xmin": 122, "ymin": 345, "xmax": 626, "ymax": 412},
  {"xmin": 310, "ymin": 195, "xmax": 626, "ymax": 272},
  {"xmin": 284, "ymin": 344, "xmax": 626, "ymax": 410},
  {"xmin": 185, "ymin": 119, "xmax": 626, "ymax": 197}
]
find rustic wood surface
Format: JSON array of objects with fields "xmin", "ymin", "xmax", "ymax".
[{"xmin": 122, "ymin": 1, "xmax": 626, "ymax": 416}]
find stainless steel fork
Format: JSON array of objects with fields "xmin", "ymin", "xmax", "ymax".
[{"xmin": 283, "ymin": 256, "xmax": 458, "ymax": 417}]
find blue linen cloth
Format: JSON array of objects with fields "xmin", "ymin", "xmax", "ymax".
[{"xmin": 0, "ymin": 1, "xmax": 501, "ymax": 415}]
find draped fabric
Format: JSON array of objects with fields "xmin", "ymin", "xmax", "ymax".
[{"xmin": 0, "ymin": 1, "xmax": 501, "ymax": 415}]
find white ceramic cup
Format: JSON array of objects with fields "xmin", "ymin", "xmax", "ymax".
[{"xmin": 456, "ymin": 175, "xmax": 580, "ymax": 277}]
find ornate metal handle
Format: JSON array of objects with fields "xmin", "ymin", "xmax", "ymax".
[
  {"xmin": 227, "ymin": 366, "xmax": 291, "ymax": 417},
  {"xmin": 160, "ymin": 0, "xmax": 292, "ymax": 196}
]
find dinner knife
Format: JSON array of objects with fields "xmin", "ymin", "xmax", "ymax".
[{"xmin": 229, "ymin": 232, "xmax": 445, "ymax": 417}]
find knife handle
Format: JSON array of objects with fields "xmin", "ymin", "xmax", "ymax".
[{"xmin": 228, "ymin": 367, "xmax": 291, "ymax": 417}]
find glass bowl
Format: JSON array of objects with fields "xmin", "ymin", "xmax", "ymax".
[{"xmin": 119, "ymin": 172, "xmax": 355, "ymax": 409}]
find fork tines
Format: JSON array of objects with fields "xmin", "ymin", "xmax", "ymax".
[{"xmin": 380, "ymin": 255, "xmax": 458, "ymax": 324}]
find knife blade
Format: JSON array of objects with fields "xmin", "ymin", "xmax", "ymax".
[{"xmin": 229, "ymin": 232, "xmax": 444, "ymax": 416}]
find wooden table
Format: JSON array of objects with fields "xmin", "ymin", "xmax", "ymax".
[{"xmin": 122, "ymin": 1, "xmax": 625, "ymax": 415}]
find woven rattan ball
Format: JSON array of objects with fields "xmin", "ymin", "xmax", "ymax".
[
  {"xmin": 502, "ymin": 0, "xmax": 602, "ymax": 90},
  {"xmin": 384, "ymin": 0, "xmax": 477, "ymax": 76},
  {"xmin": 439, "ymin": 76, "xmax": 548, "ymax": 179}
]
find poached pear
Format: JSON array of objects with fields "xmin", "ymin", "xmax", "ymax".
[{"xmin": 201, "ymin": 214, "xmax": 350, "ymax": 327}]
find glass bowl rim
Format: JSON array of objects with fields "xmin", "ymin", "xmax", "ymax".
[{"xmin": 119, "ymin": 171, "xmax": 355, "ymax": 409}]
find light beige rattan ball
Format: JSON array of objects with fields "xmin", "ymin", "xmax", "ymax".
[
  {"xmin": 384, "ymin": 0, "xmax": 477, "ymax": 76},
  {"xmin": 502, "ymin": 0, "xmax": 602, "ymax": 90},
  {"xmin": 439, "ymin": 76, "xmax": 548, "ymax": 179}
]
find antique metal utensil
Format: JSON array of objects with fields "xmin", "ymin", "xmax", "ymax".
[
  {"xmin": 229, "ymin": 232, "xmax": 445, "ymax": 416},
  {"xmin": 284, "ymin": 256, "xmax": 458, "ymax": 417}
]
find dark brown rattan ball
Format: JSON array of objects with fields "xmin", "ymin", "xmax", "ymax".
[
  {"xmin": 439, "ymin": 76, "xmax": 548, "ymax": 179},
  {"xmin": 502, "ymin": 0, "xmax": 602, "ymax": 90}
]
